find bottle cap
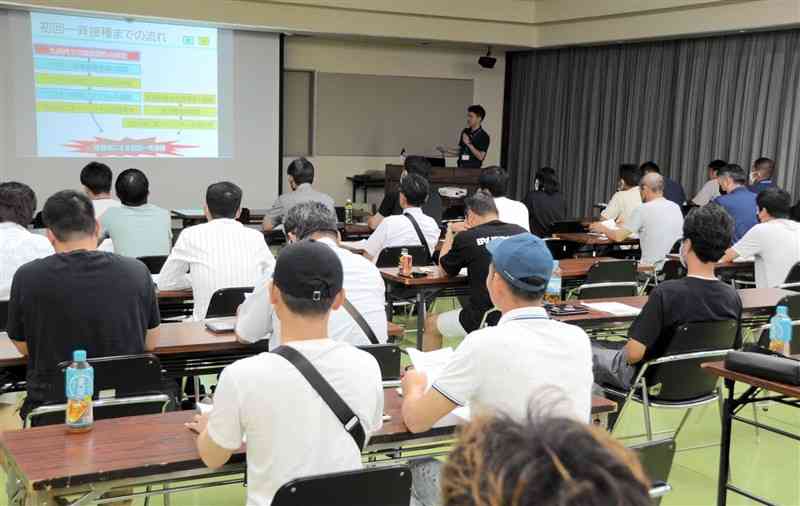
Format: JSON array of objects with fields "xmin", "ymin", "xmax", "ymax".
[{"xmin": 73, "ymin": 350, "xmax": 87, "ymax": 362}]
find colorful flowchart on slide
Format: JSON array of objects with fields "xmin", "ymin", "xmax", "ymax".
[{"xmin": 31, "ymin": 13, "xmax": 219, "ymax": 158}]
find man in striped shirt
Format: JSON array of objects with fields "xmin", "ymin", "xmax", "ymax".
[{"xmin": 158, "ymin": 182, "xmax": 275, "ymax": 320}]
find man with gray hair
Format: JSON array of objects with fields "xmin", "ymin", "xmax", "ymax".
[
  {"xmin": 422, "ymin": 190, "xmax": 526, "ymax": 351},
  {"xmin": 591, "ymin": 172, "xmax": 683, "ymax": 268},
  {"xmin": 714, "ymin": 163, "xmax": 758, "ymax": 242},
  {"xmin": 238, "ymin": 201, "xmax": 387, "ymax": 346}
]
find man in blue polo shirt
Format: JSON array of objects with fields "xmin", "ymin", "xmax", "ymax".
[
  {"xmin": 713, "ymin": 164, "xmax": 758, "ymax": 243},
  {"xmin": 748, "ymin": 157, "xmax": 777, "ymax": 195}
]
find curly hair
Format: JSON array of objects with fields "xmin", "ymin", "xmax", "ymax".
[
  {"xmin": 440, "ymin": 412, "xmax": 651, "ymax": 506},
  {"xmin": 0, "ymin": 182, "xmax": 37, "ymax": 227},
  {"xmin": 683, "ymin": 203, "xmax": 734, "ymax": 262}
]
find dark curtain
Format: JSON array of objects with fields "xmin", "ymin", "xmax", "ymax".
[{"xmin": 503, "ymin": 29, "xmax": 800, "ymax": 217}]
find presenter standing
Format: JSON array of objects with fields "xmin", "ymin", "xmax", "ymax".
[{"xmin": 437, "ymin": 105, "xmax": 490, "ymax": 169}]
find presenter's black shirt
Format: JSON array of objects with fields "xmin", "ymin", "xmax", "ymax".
[
  {"xmin": 457, "ymin": 127, "xmax": 490, "ymax": 168},
  {"xmin": 440, "ymin": 220, "xmax": 526, "ymax": 332},
  {"xmin": 7, "ymin": 250, "xmax": 160, "ymax": 407}
]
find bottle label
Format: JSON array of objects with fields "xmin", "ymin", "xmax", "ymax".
[{"xmin": 66, "ymin": 367, "xmax": 94, "ymax": 427}]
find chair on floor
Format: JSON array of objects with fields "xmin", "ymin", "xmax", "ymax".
[
  {"xmin": 779, "ymin": 262, "xmax": 800, "ymax": 292},
  {"xmin": 137, "ymin": 255, "xmax": 168, "ymax": 275},
  {"xmin": 544, "ymin": 238, "xmax": 576, "ymax": 260},
  {"xmin": 27, "ymin": 354, "xmax": 172, "ymax": 428},
  {"xmin": 272, "ymin": 465, "xmax": 411, "ymax": 506},
  {"xmin": 661, "ymin": 259, "xmax": 686, "ymax": 282},
  {"xmin": 0, "ymin": 299, "xmax": 7, "ymax": 333},
  {"xmin": 205, "ymin": 287, "xmax": 254, "ymax": 319},
  {"xmin": 629, "ymin": 437, "xmax": 677, "ymax": 505},
  {"xmin": 573, "ymin": 260, "xmax": 639, "ymax": 299},
  {"xmin": 376, "ymin": 246, "xmax": 432, "ymax": 268},
  {"xmin": 601, "ymin": 319, "xmax": 739, "ymax": 442}
]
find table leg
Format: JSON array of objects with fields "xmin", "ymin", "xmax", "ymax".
[
  {"xmin": 416, "ymin": 292, "xmax": 426, "ymax": 350},
  {"xmin": 716, "ymin": 378, "xmax": 735, "ymax": 506}
]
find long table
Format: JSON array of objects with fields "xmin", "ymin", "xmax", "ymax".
[
  {"xmin": 0, "ymin": 389, "xmax": 617, "ymax": 505},
  {"xmin": 702, "ymin": 359, "xmax": 800, "ymax": 506}
]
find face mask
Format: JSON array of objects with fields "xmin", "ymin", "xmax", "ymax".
[{"xmin": 678, "ymin": 240, "xmax": 688, "ymax": 269}]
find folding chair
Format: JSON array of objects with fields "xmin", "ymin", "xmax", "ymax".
[
  {"xmin": 779, "ymin": 262, "xmax": 800, "ymax": 292},
  {"xmin": 205, "ymin": 287, "xmax": 254, "ymax": 319},
  {"xmin": 544, "ymin": 238, "xmax": 576, "ymax": 260},
  {"xmin": 272, "ymin": 465, "xmax": 411, "ymax": 506},
  {"xmin": 661, "ymin": 259, "xmax": 686, "ymax": 282},
  {"xmin": 601, "ymin": 320, "xmax": 738, "ymax": 442},
  {"xmin": 572, "ymin": 260, "xmax": 639, "ymax": 299},
  {"xmin": 26, "ymin": 354, "xmax": 172, "ymax": 428},
  {"xmin": 629, "ymin": 437, "xmax": 677, "ymax": 505},
  {"xmin": 137, "ymin": 255, "xmax": 168, "ymax": 274}
]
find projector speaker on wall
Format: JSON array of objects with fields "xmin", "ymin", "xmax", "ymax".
[{"xmin": 479, "ymin": 47, "xmax": 496, "ymax": 69}]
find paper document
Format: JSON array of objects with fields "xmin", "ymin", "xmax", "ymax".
[
  {"xmin": 601, "ymin": 219, "xmax": 619, "ymax": 231},
  {"xmin": 583, "ymin": 302, "xmax": 641, "ymax": 317},
  {"xmin": 405, "ymin": 347, "xmax": 471, "ymax": 425}
]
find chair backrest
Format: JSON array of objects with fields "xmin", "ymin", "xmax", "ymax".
[
  {"xmin": 586, "ymin": 260, "xmax": 638, "ymax": 284},
  {"xmin": 550, "ymin": 220, "xmax": 584, "ymax": 234},
  {"xmin": 644, "ymin": 320, "xmax": 738, "ymax": 402},
  {"xmin": 205, "ymin": 287, "xmax": 254, "ymax": 319},
  {"xmin": 577, "ymin": 283, "xmax": 639, "ymax": 300},
  {"xmin": 272, "ymin": 465, "xmax": 411, "ymax": 506},
  {"xmin": 31, "ymin": 354, "xmax": 168, "ymax": 427},
  {"xmin": 375, "ymin": 246, "xmax": 432, "ymax": 268},
  {"xmin": 0, "ymin": 299, "xmax": 7, "ymax": 333},
  {"xmin": 661, "ymin": 259, "xmax": 686, "ymax": 281},
  {"xmin": 357, "ymin": 344, "xmax": 400, "ymax": 381},
  {"xmin": 783, "ymin": 262, "xmax": 800, "ymax": 286},
  {"xmin": 334, "ymin": 206, "xmax": 346, "ymax": 223},
  {"xmin": 629, "ymin": 438, "xmax": 676, "ymax": 506},
  {"xmin": 137, "ymin": 255, "xmax": 168, "ymax": 274},
  {"xmin": 669, "ymin": 239, "xmax": 683, "ymax": 254},
  {"xmin": 544, "ymin": 238, "xmax": 575, "ymax": 260}
]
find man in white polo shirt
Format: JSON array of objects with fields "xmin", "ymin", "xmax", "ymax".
[
  {"xmin": 186, "ymin": 240, "xmax": 384, "ymax": 506},
  {"xmin": 236, "ymin": 201, "xmax": 388, "ymax": 347},
  {"xmin": 401, "ymin": 233, "xmax": 593, "ymax": 506},
  {"xmin": 361, "ymin": 173, "xmax": 440, "ymax": 262},
  {"xmin": 720, "ymin": 188, "xmax": 800, "ymax": 288},
  {"xmin": 478, "ymin": 166, "xmax": 530, "ymax": 232},
  {"xmin": 591, "ymin": 172, "xmax": 683, "ymax": 269}
]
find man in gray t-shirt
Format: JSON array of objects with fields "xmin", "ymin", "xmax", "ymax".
[
  {"xmin": 263, "ymin": 158, "xmax": 335, "ymax": 232},
  {"xmin": 591, "ymin": 173, "xmax": 683, "ymax": 268}
]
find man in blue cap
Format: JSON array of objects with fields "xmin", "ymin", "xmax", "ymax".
[{"xmin": 401, "ymin": 233, "xmax": 594, "ymax": 505}]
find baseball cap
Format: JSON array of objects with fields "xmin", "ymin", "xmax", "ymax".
[
  {"xmin": 486, "ymin": 233, "xmax": 554, "ymax": 293},
  {"xmin": 273, "ymin": 240, "xmax": 343, "ymax": 301}
]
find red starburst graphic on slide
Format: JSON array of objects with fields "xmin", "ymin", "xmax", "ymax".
[{"xmin": 64, "ymin": 137, "xmax": 198, "ymax": 157}]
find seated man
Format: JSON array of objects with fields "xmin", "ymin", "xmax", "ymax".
[
  {"xmin": 7, "ymin": 190, "xmax": 161, "ymax": 421},
  {"xmin": 440, "ymin": 413, "xmax": 652, "ymax": 506},
  {"xmin": 263, "ymin": 158, "xmax": 335, "ymax": 233},
  {"xmin": 478, "ymin": 166, "xmax": 530, "ymax": 232},
  {"xmin": 601, "ymin": 164, "xmax": 642, "ymax": 225},
  {"xmin": 593, "ymin": 204, "xmax": 741, "ymax": 394},
  {"xmin": 713, "ymin": 164, "xmax": 758, "ymax": 243},
  {"xmin": 640, "ymin": 161, "xmax": 686, "ymax": 206},
  {"xmin": 158, "ymin": 182, "xmax": 275, "ymax": 320},
  {"xmin": 236, "ymin": 201, "xmax": 388, "ymax": 346},
  {"xmin": 186, "ymin": 240, "xmax": 384, "ymax": 506},
  {"xmin": 423, "ymin": 190, "xmax": 525, "ymax": 351},
  {"xmin": 590, "ymin": 173, "xmax": 683, "ymax": 269},
  {"xmin": 80, "ymin": 161, "xmax": 120, "ymax": 218},
  {"xmin": 0, "ymin": 182, "xmax": 53, "ymax": 300},
  {"xmin": 692, "ymin": 159, "xmax": 726, "ymax": 206},
  {"xmin": 749, "ymin": 157, "xmax": 777, "ymax": 194},
  {"xmin": 361, "ymin": 173, "xmax": 441, "ymax": 262},
  {"xmin": 369, "ymin": 155, "xmax": 443, "ymax": 229},
  {"xmin": 721, "ymin": 188, "xmax": 800, "ymax": 288},
  {"xmin": 100, "ymin": 168, "xmax": 172, "ymax": 258}
]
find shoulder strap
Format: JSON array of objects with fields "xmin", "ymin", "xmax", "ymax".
[
  {"xmin": 404, "ymin": 213, "xmax": 433, "ymax": 263},
  {"xmin": 343, "ymin": 298, "xmax": 379, "ymax": 345},
  {"xmin": 272, "ymin": 345, "xmax": 366, "ymax": 450}
]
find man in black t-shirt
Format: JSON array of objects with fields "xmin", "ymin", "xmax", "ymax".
[
  {"xmin": 593, "ymin": 204, "xmax": 742, "ymax": 395},
  {"xmin": 7, "ymin": 190, "xmax": 161, "ymax": 421},
  {"xmin": 368, "ymin": 156, "xmax": 443, "ymax": 229},
  {"xmin": 421, "ymin": 190, "xmax": 525, "ymax": 350},
  {"xmin": 436, "ymin": 105, "xmax": 490, "ymax": 169}
]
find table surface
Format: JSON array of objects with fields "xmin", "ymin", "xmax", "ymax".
[
  {"xmin": 0, "ymin": 389, "xmax": 616, "ymax": 491},
  {"xmin": 702, "ymin": 358, "xmax": 800, "ymax": 399},
  {"xmin": 555, "ymin": 232, "xmax": 640, "ymax": 246},
  {"xmin": 380, "ymin": 267, "xmax": 467, "ymax": 287}
]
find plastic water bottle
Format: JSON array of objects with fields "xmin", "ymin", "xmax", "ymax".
[
  {"xmin": 66, "ymin": 350, "xmax": 94, "ymax": 432},
  {"xmin": 545, "ymin": 260, "xmax": 561, "ymax": 304},
  {"xmin": 344, "ymin": 199, "xmax": 354, "ymax": 225},
  {"xmin": 769, "ymin": 305, "xmax": 793, "ymax": 356}
]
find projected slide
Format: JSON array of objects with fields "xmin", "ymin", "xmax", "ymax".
[{"xmin": 31, "ymin": 13, "xmax": 219, "ymax": 158}]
